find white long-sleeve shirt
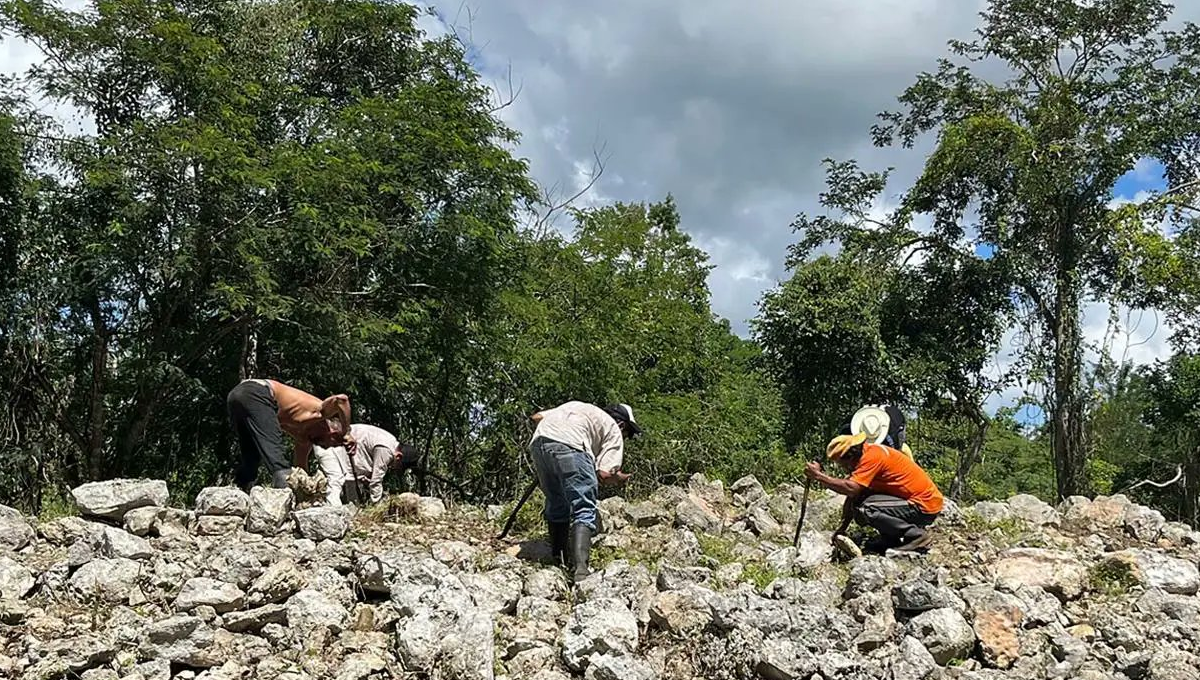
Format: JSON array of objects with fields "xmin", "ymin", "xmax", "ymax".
[
  {"xmin": 315, "ymin": 423, "xmax": 398, "ymax": 504},
  {"xmin": 531, "ymin": 401, "xmax": 624, "ymax": 473}
]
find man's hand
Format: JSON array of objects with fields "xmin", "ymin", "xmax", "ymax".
[
  {"xmin": 598, "ymin": 469, "xmax": 632, "ymax": 486},
  {"xmin": 804, "ymin": 461, "xmax": 823, "ymax": 480}
]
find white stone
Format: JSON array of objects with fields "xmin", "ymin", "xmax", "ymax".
[
  {"xmin": 123, "ymin": 507, "xmax": 162, "ymax": 537},
  {"xmin": 69, "ymin": 558, "xmax": 141, "ymax": 603},
  {"xmin": 0, "ymin": 555, "xmax": 34, "ymax": 599},
  {"xmin": 101, "ymin": 526, "xmax": 154, "ymax": 560},
  {"xmin": 0, "ymin": 505, "xmax": 35, "ymax": 550},
  {"xmin": 907, "ymin": 607, "xmax": 975, "ymax": 665},
  {"xmin": 286, "ymin": 589, "xmax": 348, "ymax": 634},
  {"xmin": 1006, "ymin": 494, "xmax": 1058, "ymax": 526},
  {"xmin": 71, "ymin": 479, "xmax": 169, "ymax": 521},
  {"xmin": 194, "ymin": 515, "xmax": 244, "ymax": 536},
  {"xmin": 194, "ymin": 487, "xmax": 250, "ymax": 517},
  {"xmin": 293, "ymin": 507, "xmax": 351, "ymax": 542},
  {"xmin": 175, "ymin": 578, "xmax": 245, "ymax": 614},
  {"xmin": 1109, "ymin": 549, "xmax": 1200, "ymax": 595},
  {"xmin": 561, "ymin": 597, "xmax": 639, "ymax": 672},
  {"xmin": 993, "ymin": 548, "xmax": 1086, "ymax": 600},
  {"xmin": 245, "ymin": 487, "xmax": 294, "ymax": 535}
]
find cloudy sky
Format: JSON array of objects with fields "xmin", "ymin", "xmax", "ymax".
[
  {"xmin": 3, "ymin": 1, "xmax": 1192, "ymax": 415},
  {"xmin": 419, "ymin": 0, "xmax": 1194, "ymax": 414}
]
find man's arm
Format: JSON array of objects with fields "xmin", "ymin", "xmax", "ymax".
[
  {"xmin": 804, "ymin": 462, "xmax": 865, "ymax": 498},
  {"xmin": 294, "ymin": 438, "xmax": 313, "ymax": 472}
]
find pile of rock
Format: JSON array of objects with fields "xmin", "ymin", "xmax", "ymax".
[{"xmin": 0, "ymin": 474, "xmax": 1198, "ymax": 680}]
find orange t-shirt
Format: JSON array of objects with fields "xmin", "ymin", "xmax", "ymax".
[{"xmin": 849, "ymin": 443, "xmax": 944, "ymax": 514}]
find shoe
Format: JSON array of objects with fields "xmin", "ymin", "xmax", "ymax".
[
  {"xmin": 893, "ymin": 530, "xmax": 934, "ymax": 553},
  {"xmin": 548, "ymin": 522, "xmax": 569, "ymax": 567},
  {"xmin": 862, "ymin": 536, "xmax": 895, "ymax": 555},
  {"xmin": 569, "ymin": 523, "xmax": 593, "ymax": 583}
]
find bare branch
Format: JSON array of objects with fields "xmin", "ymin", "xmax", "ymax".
[{"xmin": 532, "ymin": 141, "xmax": 609, "ymax": 234}]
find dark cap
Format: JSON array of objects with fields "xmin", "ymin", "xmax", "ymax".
[{"xmin": 604, "ymin": 403, "xmax": 643, "ymax": 437}]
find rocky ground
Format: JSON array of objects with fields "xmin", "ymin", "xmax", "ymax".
[{"xmin": 0, "ymin": 474, "xmax": 1198, "ymax": 679}]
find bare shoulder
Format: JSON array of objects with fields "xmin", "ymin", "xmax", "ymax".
[{"xmin": 268, "ymin": 380, "xmax": 321, "ymax": 410}]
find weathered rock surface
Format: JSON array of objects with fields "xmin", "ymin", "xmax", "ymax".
[
  {"xmin": 993, "ymin": 548, "xmax": 1087, "ymax": 600},
  {"xmin": 293, "ymin": 506, "xmax": 351, "ymax": 541},
  {"xmin": 0, "ymin": 505, "xmax": 35, "ymax": 550},
  {"xmin": 195, "ymin": 487, "xmax": 251, "ymax": 517},
  {"xmin": 6, "ymin": 479, "xmax": 1200, "ymax": 680},
  {"xmin": 70, "ymin": 478, "xmax": 169, "ymax": 521}
]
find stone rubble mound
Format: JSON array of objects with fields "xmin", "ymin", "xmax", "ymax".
[{"xmin": 0, "ymin": 473, "xmax": 1198, "ymax": 679}]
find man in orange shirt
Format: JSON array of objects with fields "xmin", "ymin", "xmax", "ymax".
[{"xmin": 804, "ymin": 432, "xmax": 944, "ymax": 553}]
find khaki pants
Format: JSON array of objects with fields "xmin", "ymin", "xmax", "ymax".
[{"xmin": 312, "ymin": 446, "xmax": 363, "ymax": 506}]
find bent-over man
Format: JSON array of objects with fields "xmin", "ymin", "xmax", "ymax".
[
  {"xmin": 805, "ymin": 432, "xmax": 943, "ymax": 553},
  {"xmin": 226, "ymin": 379, "xmax": 351, "ymax": 492},
  {"xmin": 314, "ymin": 423, "xmax": 423, "ymax": 506},
  {"xmin": 530, "ymin": 401, "xmax": 640, "ymax": 582}
]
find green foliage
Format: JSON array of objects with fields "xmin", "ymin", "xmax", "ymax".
[
  {"xmin": 778, "ymin": 0, "xmax": 1200, "ymax": 500},
  {"xmin": 1088, "ymin": 558, "xmax": 1139, "ymax": 598}
]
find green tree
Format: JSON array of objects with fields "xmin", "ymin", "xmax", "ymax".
[
  {"xmin": 0, "ymin": 0, "xmax": 534, "ymax": 507},
  {"xmin": 790, "ymin": 0, "xmax": 1200, "ymax": 498}
]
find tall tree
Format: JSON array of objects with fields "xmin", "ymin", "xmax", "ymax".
[
  {"xmin": 790, "ymin": 0, "xmax": 1200, "ymax": 498},
  {"xmin": 0, "ymin": 0, "xmax": 534, "ymax": 506}
]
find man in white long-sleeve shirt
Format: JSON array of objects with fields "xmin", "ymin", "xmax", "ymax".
[
  {"xmin": 314, "ymin": 423, "xmax": 421, "ymax": 506},
  {"xmin": 530, "ymin": 402, "xmax": 639, "ymax": 582}
]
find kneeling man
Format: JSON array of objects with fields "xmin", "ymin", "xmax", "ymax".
[{"xmin": 804, "ymin": 432, "xmax": 943, "ymax": 553}]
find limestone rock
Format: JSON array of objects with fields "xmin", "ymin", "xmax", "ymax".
[
  {"xmin": 625, "ymin": 501, "xmax": 670, "ymax": 528},
  {"xmin": 245, "ymin": 486, "xmax": 294, "ymax": 535},
  {"xmin": 844, "ymin": 556, "xmax": 903, "ymax": 600},
  {"xmin": 123, "ymin": 507, "xmax": 162, "ymax": 537},
  {"xmin": 194, "ymin": 487, "xmax": 250, "ymax": 517},
  {"xmin": 907, "ymin": 607, "xmax": 975, "ymax": 665},
  {"xmin": 222, "ymin": 604, "xmax": 287, "ymax": 633},
  {"xmin": 650, "ymin": 588, "xmax": 714, "ymax": 635},
  {"xmin": 993, "ymin": 548, "xmax": 1086, "ymax": 600},
  {"xmin": 970, "ymin": 501, "xmax": 1012, "ymax": 525},
  {"xmin": 0, "ymin": 555, "xmax": 34, "ymax": 599},
  {"xmin": 100, "ymin": 526, "xmax": 154, "ymax": 560},
  {"xmin": 973, "ymin": 607, "xmax": 1022, "ymax": 669},
  {"xmin": 69, "ymin": 557, "xmax": 141, "ymax": 603},
  {"xmin": 0, "ymin": 505, "xmax": 35, "ymax": 550},
  {"xmin": 193, "ymin": 515, "xmax": 244, "ymax": 536},
  {"xmin": 71, "ymin": 479, "xmax": 169, "ymax": 521},
  {"xmin": 286, "ymin": 589, "xmax": 348, "ymax": 634},
  {"xmin": 1106, "ymin": 549, "xmax": 1200, "ymax": 595},
  {"xmin": 417, "ymin": 496, "xmax": 446, "ymax": 520},
  {"xmin": 585, "ymin": 653, "xmax": 656, "ymax": 680},
  {"xmin": 561, "ymin": 597, "xmax": 640, "ymax": 672},
  {"xmin": 1006, "ymin": 494, "xmax": 1058, "ymax": 526},
  {"xmin": 1124, "ymin": 504, "xmax": 1166, "ymax": 541},
  {"xmin": 730, "ymin": 475, "xmax": 766, "ymax": 507},
  {"xmin": 293, "ymin": 506, "xmax": 351, "ymax": 541},
  {"xmin": 676, "ymin": 496, "xmax": 720, "ymax": 534},
  {"xmin": 175, "ymin": 578, "xmax": 245, "ymax": 614}
]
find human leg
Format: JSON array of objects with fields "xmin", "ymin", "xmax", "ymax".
[{"xmin": 227, "ymin": 381, "xmax": 288, "ymax": 493}]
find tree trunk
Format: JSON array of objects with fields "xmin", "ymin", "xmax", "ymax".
[
  {"xmin": 85, "ymin": 300, "xmax": 109, "ymax": 481},
  {"xmin": 949, "ymin": 412, "xmax": 989, "ymax": 501},
  {"xmin": 1184, "ymin": 453, "xmax": 1200, "ymax": 527},
  {"xmin": 1050, "ymin": 238, "xmax": 1089, "ymax": 500}
]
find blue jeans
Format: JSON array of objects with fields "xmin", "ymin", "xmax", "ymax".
[{"xmin": 531, "ymin": 437, "xmax": 598, "ymax": 531}]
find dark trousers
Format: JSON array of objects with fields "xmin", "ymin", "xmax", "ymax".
[
  {"xmin": 855, "ymin": 493, "xmax": 938, "ymax": 545},
  {"xmin": 227, "ymin": 380, "xmax": 289, "ymax": 490}
]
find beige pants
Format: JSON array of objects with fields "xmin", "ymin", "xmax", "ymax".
[{"xmin": 312, "ymin": 446, "xmax": 362, "ymax": 506}]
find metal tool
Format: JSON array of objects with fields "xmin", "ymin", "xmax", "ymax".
[
  {"xmin": 497, "ymin": 479, "xmax": 538, "ymax": 539},
  {"xmin": 792, "ymin": 478, "xmax": 811, "ymax": 548}
]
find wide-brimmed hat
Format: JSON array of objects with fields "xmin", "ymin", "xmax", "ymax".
[{"xmin": 851, "ymin": 406, "xmax": 890, "ymax": 445}]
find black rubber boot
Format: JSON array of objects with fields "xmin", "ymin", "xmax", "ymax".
[
  {"xmin": 569, "ymin": 523, "xmax": 593, "ymax": 583},
  {"xmin": 548, "ymin": 522, "xmax": 570, "ymax": 567}
]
